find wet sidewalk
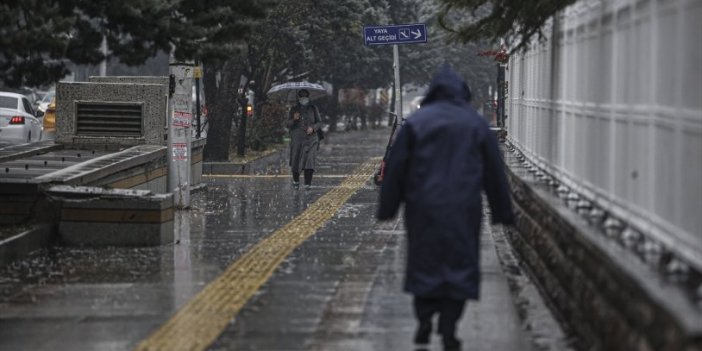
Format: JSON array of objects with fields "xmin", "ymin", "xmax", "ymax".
[{"xmin": 1, "ymin": 128, "xmax": 547, "ymax": 351}]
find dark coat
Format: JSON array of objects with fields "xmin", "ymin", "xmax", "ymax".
[
  {"xmin": 377, "ymin": 65, "xmax": 515, "ymax": 300},
  {"xmin": 286, "ymin": 103, "xmax": 322, "ymax": 172}
]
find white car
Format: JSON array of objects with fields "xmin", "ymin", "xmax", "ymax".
[
  {"xmin": 0, "ymin": 92, "xmax": 42, "ymax": 144},
  {"xmin": 36, "ymin": 90, "xmax": 55, "ymax": 115},
  {"xmin": 409, "ymin": 96, "xmax": 424, "ymax": 115}
]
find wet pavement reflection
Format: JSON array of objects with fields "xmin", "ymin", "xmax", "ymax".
[{"xmin": 0, "ymin": 128, "xmax": 536, "ymax": 351}]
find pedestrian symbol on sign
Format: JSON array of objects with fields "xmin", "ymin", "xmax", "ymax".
[{"xmin": 363, "ymin": 24, "xmax": 427, "ymax": 46}]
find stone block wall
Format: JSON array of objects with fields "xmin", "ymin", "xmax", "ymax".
[{"xmin": 503, "ymin": 147, "xmax": 702, "ymax": 351}]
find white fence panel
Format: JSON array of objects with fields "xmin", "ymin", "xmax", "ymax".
[{"xmin": 507, "ymin": 0, "xmax": 702, "ymax": 266}]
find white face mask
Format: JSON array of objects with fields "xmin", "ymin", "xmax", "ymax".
[{"xmin": 299, "ymin": 97, "xmax": 309, "ymax": 105}]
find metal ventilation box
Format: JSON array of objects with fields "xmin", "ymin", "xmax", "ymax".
[
  {"xmin": 75, "ymin": 102, "xmax": 144, "ymax": 137},
  {"xmin": 55, "ymin": 81, "xmax": 168, "ymax": 148}
]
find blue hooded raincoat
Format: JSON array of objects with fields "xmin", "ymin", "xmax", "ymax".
[{"xmin": 377, "ymin": 65, "xmax": 515, "ymax": 300}]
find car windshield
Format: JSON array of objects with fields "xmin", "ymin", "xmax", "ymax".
[
  {"xmin": 41, "ymin": 91, "xmax": 55, "ymax": 104},
  {"xmin": 0, "ymin": 96, "xmax": 18, "ymax": 109}
]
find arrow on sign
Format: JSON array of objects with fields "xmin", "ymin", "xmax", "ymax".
[
  {"xmin": 412, "ymin": 29, "xmax": 422, "ymax": 39},
  {"xmin": 363, "ymin": 23, "xmax": 428, "ymax": 46}
]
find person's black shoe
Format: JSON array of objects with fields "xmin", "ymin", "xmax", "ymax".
[
  {"xmin": 414, "ymin": 322, "xmax": 431, "ymax": 345},
  {"xmin": 443, "ymin": 337, "xmax": 461, "ymax": 351}
]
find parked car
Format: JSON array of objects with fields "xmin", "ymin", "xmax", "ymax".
[
  {"xmin": 19, "ymin": 88, "xmax": 47, "ymax": 110},
  {"xmin": 0, "ymin": 92, "xmax": 42, "ymax": 144},
  {"xmin": 36, "ymin": 90, "xmax": 55, "ymax": 116},
  {"xmin": 408, "ymin": 95, "xmax": 424, "ymax": 115},
  {"xmin": 42, "ymin": 97, "xmax": 56, "ymax": 140}
]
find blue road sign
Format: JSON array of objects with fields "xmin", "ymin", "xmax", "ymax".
[{"xmin": 364, "ymin": 23, "xmax": 428, "ymax": 46}]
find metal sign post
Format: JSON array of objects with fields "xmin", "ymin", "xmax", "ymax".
[
  {"xmin": 393, "ymin": 45, "xmax": 402, "ymax": 121},
  {"xmin": 168, "ymin": 61, "xmax": 194, "ymax": 208},
  {"xmin": 364, "ymin": 23, "xmax": 427, "ymax": 120}
]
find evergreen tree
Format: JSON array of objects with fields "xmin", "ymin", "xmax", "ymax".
[
  {"xmin": 302, "ymin": 0, "xmax": 392, "ymax": 131},
  {"xmin": 437, "ymin": 0, "xmax": 577, "ymax": 52},
  {"xmin": 0, "ymin": 0, "xmax": 270, "ymax": 88}
]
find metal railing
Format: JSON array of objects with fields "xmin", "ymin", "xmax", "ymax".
[{"xmin": 506, "ymin": 0, "xmax": 702, "ymax": 271}]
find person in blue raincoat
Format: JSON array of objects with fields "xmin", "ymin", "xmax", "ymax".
[{"xmin": 377, "ymin": 65, "xmax": 514, "ymax": 351}]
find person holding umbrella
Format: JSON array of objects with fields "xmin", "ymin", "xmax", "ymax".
[{"xmin": 286, "ymin": 89, "xmax": 323, "ymax": 189}]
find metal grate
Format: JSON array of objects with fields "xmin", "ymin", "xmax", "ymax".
[{"xmin": 76, "ymin": 102, "xmax": 143, "ymax": 137}]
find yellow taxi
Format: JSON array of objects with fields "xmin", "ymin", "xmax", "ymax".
[{"xmin": 42, "ymin": 97, "xmax": 56, "ymax": 140}]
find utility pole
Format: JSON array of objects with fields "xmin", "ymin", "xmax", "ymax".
[{"xmin": 168, "ymin": 56, "xmax": 194, "ymax": 208}]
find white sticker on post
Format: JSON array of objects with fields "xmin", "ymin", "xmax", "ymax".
[
  {"xmin": 173, "ymin": 111, "xmax": 192, "ymax": 128},
  {"xmin": 172, "ymin": 143, "xmax": 188, "ymax": 160},
  {"xmin": 174, "ymin": 94, "xmax": 191, "ymax": 112}
]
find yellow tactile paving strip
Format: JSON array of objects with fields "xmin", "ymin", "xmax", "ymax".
[
  {"xmin": 204, "ymin": 174, "xmax": 350, "ymax": 179},
  {"xmin": 134, "ymin": 157, "xmax": 380, "ymax": 351}
]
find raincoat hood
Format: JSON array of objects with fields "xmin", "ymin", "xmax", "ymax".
[{"xmin": 421, "ymin": 64, "xmax": 472, "ymax": 106}]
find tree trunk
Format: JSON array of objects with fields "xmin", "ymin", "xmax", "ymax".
[
  {"xmin": 328, "ymin": 83, "xmax": 340, "ymax": 132},
  {"xmin": 203, "ymin": 61, "xmax": 239, "ymax": 161}
]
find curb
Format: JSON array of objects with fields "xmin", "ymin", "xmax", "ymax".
[
  {"xmin": 0, "ymin": 224, "xmax": 54, "ymax": 267},
  {"xmin": 490, "ymin": 222, "xmax": 576, "ymax": 351},
  {"xmin": 203, "ymin": 147, "xmax": 286, "ymax": 175},
  {"xmin": 191, "ymin": 183, "xmax": 208, "ymax": 193}
]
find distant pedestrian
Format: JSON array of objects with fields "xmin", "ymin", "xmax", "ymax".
[
  {"xmin": 377, "ymin": 65, "xmax": 515, "ymax": 351},
  {"xmin": 286, "ymin": 89, "xmax": 323, "ymax": 190}
]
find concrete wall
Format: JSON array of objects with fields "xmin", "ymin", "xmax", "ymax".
[
  {"xmin": 0, "ymin": 183, "xmax": 42, "ymax": 225},
  {"xmin": 0, "ymin": 225, "xmax": 53, "ymax": 267},
  {"xmin": 34, "ymin": 145, "xmax": 167, "ymax": 185},
  {"xmin": 506, "ymin": 0, "xmax": 702, "ymax": 271},
  {"xmin": 87, "ymin": 76, "xmax": 170, "ymax": 146},
  {"xmin": 89, "ymin": 76, "xmax": 169, "ymax": 86},
  {"xmin": 56, "ymin": 82, "xmax": 168, "ymax": 147},
  {"xmin": 88, "ymin": 76, "xmax": 204, "ymax": 189},
  {"xmin": 48, "ymin": 186, "xmax": 174, "ymax": 247},
  {"xmin": 95, "ymin": 160, "xmax": 168, "ymax": 194}
]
